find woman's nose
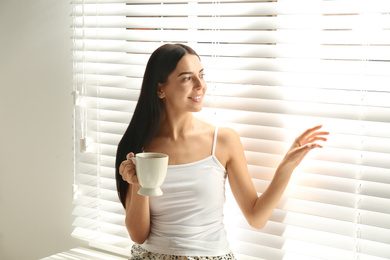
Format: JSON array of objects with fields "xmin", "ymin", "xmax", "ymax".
[{"xmin": 194, "ymin": 76, "xmax": 206, "ymax": 89}]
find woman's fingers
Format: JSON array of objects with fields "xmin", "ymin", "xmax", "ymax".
[
  {"xmin": 119, "ymin": 153, "xmax": 138, "ymax": 184},
  {"xmin": 126, "ymin": 152, "xmax": 135, "ymax": 160},
  {"xmin": 130, "ymin": 173, "xmax": 139, "ymax": 184},
  {"xmin": 297, "ymin": 126, "xmax": 329, "ymax": 147},
  {"xmin": 283, "ymin": 125, "xmax": 329, "ymax": 168},
  {"xmin": 295, "ymin": 125, "xmax": 321, "ymax": 146},
  {"xmin": 122, "ymin": 163, "xmax": 137, "ymax": 184},
  {"xmin": 307, "ymin": 136, "xmax": 328, "ymax": 144},
  {"xmin": 299, "ymin": 125, "xmax": 323, "ymax": 138}
]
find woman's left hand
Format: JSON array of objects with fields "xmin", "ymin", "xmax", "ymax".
[{"xmin": 282, "ymin": 125, "xmax": 329, "ymax": 169}]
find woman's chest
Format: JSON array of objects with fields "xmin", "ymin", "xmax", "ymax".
[
  {"xmin": 149, "ymin": 160, "xmax": 227, "ymax": 219},
  {"xmin": 147, "ymin": 136, "xmax": 214, "ymax": 165}
]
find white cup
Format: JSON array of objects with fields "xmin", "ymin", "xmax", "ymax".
[{"xmin": 130, "ymin": 152, "xmax": 169, "ymax": 196}]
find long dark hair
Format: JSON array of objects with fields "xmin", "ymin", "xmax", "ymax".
[{"xmin": 115, "ymin": 44, "xmax": 199, "ymax": 208}]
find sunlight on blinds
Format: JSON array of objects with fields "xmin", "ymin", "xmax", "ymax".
[{"xmin": 72, "ymin": 0, "xmax": 390, "ymax": 259}]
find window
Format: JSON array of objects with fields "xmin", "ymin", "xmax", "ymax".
[{"xmin": 72, "ymin": 0, "xmax": 390, "ymax": 259}]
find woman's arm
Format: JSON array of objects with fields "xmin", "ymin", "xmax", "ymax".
[
  {"xmin": 125, "ymin": 184, "xmax": 150, "ymax": 244},
  {"xmin": 221, "ymin": 126, "xmax": 328, "ymax": 229},
  {"xmin": 120, "ymin": 153, "xmax": 151, "ymax": 244}
]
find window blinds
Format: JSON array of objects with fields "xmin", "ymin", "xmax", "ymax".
[{"xmin": 72, "ymin": 0, "xmax": 390, "ymax": 259}]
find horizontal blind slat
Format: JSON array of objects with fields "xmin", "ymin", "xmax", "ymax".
[
  {"xmin": 73, "ymin": 15, "xmax": 390, "ymax": 30},
  {"xmin": 74, "ymin": 28, "xmax": 390, "ymax": 45},
  {"xmin": 74, "ymin": 40, "xmax": 390, "ymax": 60},
  {"xmin": 75, "ymin": 2, "xmax": 390, "ymax": 16}
]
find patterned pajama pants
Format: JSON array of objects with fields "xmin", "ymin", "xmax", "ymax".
[{"xmin": 129, "ymin": 244, "xmax": 237, "ymax": 260}]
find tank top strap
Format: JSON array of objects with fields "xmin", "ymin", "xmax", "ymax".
[{"xmin": 212, "ymin": 127, "xmax": 218, "ymax": 156}]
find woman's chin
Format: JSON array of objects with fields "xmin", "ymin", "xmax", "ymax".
[{"xmin": 193, "ymin": 104, "xmax": 204, "ymax": 112}]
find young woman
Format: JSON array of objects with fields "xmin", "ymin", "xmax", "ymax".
[{"xmin": 116, "ymin": 44, "xmax": 328, "ymax": 259}]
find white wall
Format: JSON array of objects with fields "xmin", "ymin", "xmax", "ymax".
[{"xmin": 0, "ymin": 1, "xmax": 86, "ymax": 259}]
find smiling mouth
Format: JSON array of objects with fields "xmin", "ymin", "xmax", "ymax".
[{"xmin": 189, "ymin": 96, "xmax": 202, "ymax": 100}]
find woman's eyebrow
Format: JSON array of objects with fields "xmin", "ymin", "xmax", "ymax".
[
  {"xmin": 177, "ymin": 72, "xmax": 193, "ymax": 77},
  {"xmin": 177, "ymin": 68, "xmax": 204, "ymax": 77}
]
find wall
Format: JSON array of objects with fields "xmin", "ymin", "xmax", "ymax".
[{"xmin": 0, "ymin": 0, "xmax": 86, "ymax": 259}]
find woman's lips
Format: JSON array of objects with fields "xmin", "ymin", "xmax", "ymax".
[{"xmin": 188, "ymin": 95, "xmax": 202, "ymax": 102}]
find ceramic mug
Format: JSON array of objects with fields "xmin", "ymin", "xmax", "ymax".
[{"xmin": 130, "ymin": 152, "xmax": 169, "ymax": 196}]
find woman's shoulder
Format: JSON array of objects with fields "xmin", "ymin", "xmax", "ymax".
[
  {"xmin": 196, "ymin": 119, "xmax": 238, "ymax": 137},
  {"xmin": 216, "ymin": 126, "xmax": 242, "ymax": 150},
  {"xmin": 194, "ymin": 118, "xmax": 240, "ymax": 143},
  {"xmin": 214, "ymin": 126, "xmax": 242, "ymax": 167},
  {"xmin": 217, "ymin": 126, "xmax": 239, "ymax": 139}
]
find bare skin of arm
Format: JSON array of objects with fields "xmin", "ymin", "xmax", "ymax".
[
  {"xmin": 120, "ymin": 153, "xmax": 150, "ymax": 244},
  {"xmin": 218, "ymin": 125, "xmax": 329, "ymax": 229}
]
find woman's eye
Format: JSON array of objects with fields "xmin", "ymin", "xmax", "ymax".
[
  {"xmin": 200, "ymin": 73, "xmax": 205, "ymax": 78},
  {"xmin": 184, "ymin": 77, "xmax": 191, "ymax": 81}
]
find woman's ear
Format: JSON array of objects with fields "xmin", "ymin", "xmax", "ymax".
[{"xmin": 157, "ymin": 83, "xmax": 165, "ymax": 99}]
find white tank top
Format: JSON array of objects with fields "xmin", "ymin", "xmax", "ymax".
[{"xmin": 142, "ymin": 127, "xmax": 230, "ymax": 256}]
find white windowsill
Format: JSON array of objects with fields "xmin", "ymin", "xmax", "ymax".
[{"xmin": 40, "ymin": 247, "xmax": 129, "ymax": 260}]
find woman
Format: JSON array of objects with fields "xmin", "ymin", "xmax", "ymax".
[{"xmin": 116, "ymin": 44, "xmax": 328, "ymax": 259}]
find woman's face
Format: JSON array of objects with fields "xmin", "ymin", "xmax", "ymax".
[{"xmin": 158, "ymin": 54, "xmax": 207, "ymax": 113}]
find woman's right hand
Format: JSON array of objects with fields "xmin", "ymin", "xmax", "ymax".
[
  {"xmin": 121, "ymin": 152, "xmax": 150, "ymax": 244},
  {"xmin": 119, "ymin": 152, "xmax": 139, "ymax": 185}
]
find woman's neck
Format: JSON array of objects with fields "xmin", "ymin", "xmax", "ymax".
[{"xmin": 158, "ymin": 112, "xmax": 196, "ymax": 141}]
